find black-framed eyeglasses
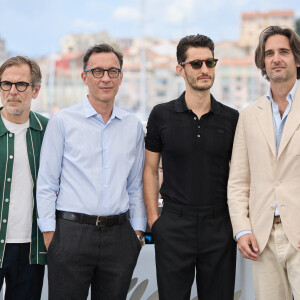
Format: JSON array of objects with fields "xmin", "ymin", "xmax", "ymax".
[
  {"xmin": 84, "ymin": 67, "xmax": 121, "ymax": 78},
  {"xmin": 180, "ymin": 58, "xmax": 218, "ymax": 69},
  {"xmin": 0, "ymin": 81, "xmax": 34, "ymax": 92}
]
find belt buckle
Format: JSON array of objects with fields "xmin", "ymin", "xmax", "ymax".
[{"xmin": 96, "ymin": 216, "xmax": 105, "ymax": 227}]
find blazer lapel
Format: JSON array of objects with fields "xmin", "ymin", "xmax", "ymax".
[
  {"xmin": 278, "ymin": 86, "xmax": 300, "ymax": 158},
  {"xmin": 256, "ymin": 97, "xmax": 277, "ymax": 158}
]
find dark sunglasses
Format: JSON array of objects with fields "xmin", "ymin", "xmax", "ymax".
[{"xmin": 180, "ymin": 58, "xmax": 218, "ymax": 69}]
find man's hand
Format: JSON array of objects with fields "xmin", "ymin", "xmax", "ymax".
[
  {"xmin": 43, "ymin": 231, "xmax": 55, "ymax": 251},
  {"xmin": 135, "ymin": 230, "xmax": 145, "ymax": 247},
  {"xmin": 238, "ymin": 233, "xmax": 259, "ymax": 261},
  {"xmin": 148, "ymin": 216, "xmax": 159, "ymax": 230}
]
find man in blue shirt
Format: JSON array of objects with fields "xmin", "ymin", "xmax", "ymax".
[{"xmin": 37, "ymin": 44, "xmax": 147, "ymax": 300}]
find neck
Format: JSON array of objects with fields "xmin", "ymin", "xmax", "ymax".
[
  {"xmin": 270, "ymin": 79, "xmax": 296, "ymax": 103},
  {"xmin": 88, "ymin": 97, "xmax": 114, "ymax": 124},
  {"xmin": 185, "ymin": 88, "xmax": 211, "ymax": 119},
  {"xmin": 1, "ymin": 108, "xmax": 30, "ymax": 124}
]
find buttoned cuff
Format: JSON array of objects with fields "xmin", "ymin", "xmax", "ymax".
[
  {"xmin": 37, "ymin": 218, "xmax": 56, "ymax": 232},
  {"xmin": 236, "ymin": 230, "xmax": 252, "ymax": 241},
  {"xmin": 129, "ymin": 217, "xmax": 147, "ymax": 232}
]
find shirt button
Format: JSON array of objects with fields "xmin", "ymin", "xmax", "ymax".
[
  {"xmin": 197, "ymin": 135, "xmax": 200, "ymax": 138},
  {"xmin": 275, "ymin": 181, "xmax": 280, "ymax": 186},
  {"xmin": 104, "ymin": 165, "xmax": 108, "ymax": 169},
  {"xmin": 104, "ymin": 184, "xmax": 108, "ymax": 188},
  {"xmin": 194, "ymin": 117, "xmax": 197, "ymax": 120},
  {"xmin": 5, "ymin": 198, "xmax": 9, "ymax": 202},
  {"xmin": 9, "ymin": 155, "xmax": 13, "ymax": 159},
  {"xmin": 1, "ymin": 240, "xmax": 4, "ymax": 243},
  {"xmin": 3, "ymin": 220, "xmax": 6, "ymax": 223},
  {"xmin": 9, "ymin": 133, "xmax": 13, "ymax": 137},
  {"xmin": 7, "ymin": 178, "xmax": 11, "ymax": 182},
  {"xmin": 198, "ymin": 126, "xmax": 200, "ymax": 129}
]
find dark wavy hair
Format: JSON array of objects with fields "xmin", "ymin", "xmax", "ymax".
[
  {"xmin": 255, "ymin": 26, "xmax": 300, "ymax": 80},
  {"xmin": 176, "ymin": 34, "xmax": 215, "ymax": 64}
]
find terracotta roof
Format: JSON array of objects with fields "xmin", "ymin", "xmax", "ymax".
[{"xmin": 242, "ymin": 10, "xmax": 294, "ymax": 19}]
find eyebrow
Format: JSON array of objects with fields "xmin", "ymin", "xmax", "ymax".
[{"xmin": 265, "ymin": 47, "xmax": 290, "ymax": 54}]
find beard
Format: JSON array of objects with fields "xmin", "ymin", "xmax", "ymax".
[
  {"xmin": 185, "ymin": 72, "xmax": 215, "ymax": 91},
  {"xmin": 2, "ymin": 99, "xmax": 31, "ymax": 116}
]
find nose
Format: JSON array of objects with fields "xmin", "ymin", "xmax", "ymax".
[
  {"xmin": 273, "ymin": 51, "xmax": 282, "ymax": 63},
  {"xmin": 9, "ymin": 84, "xmax": 18, "ymax": 94},
  {"xmin": 200, "ymin": 62, "xmax": 209, "ymax": 73},
  {"xmin": 101, "ymin": 70, "xmax": 111, "ymax": 81}
]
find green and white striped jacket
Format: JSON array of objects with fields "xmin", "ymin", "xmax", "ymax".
[{"xmin": 0, "ymin": 108, "xmax": 48, "ymax": 267}]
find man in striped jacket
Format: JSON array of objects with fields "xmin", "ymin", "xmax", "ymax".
[{"xmin": 0, "ymin": 56, "xmax": 48, "ymax": 300}]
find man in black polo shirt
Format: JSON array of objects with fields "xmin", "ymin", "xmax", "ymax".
[{"xmin": 144, "ymin": 34, "xmax": 238, "ymax": 300}]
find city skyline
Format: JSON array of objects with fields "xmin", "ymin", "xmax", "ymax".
[{"xmin": 0, "ymin": 0, "xmax": 299, "ymax": 58}]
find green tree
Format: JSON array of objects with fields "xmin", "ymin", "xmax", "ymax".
[{"xmin": 296, "ymin": 18, "xmax": 300, "ymax": 36}]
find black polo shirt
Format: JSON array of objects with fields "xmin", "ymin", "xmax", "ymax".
[{"xmin": 145, "ymin": 91, "xmax": 239, "ymax": 207}]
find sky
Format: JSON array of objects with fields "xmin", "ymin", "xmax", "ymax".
[{"xmin": 0, "ymin": 0, "xmax": 300, "ymax": 58}]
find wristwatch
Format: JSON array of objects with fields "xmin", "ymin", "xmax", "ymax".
[{"xmin": 137, "ymin": 235, "xmax": 145, "ymax": 246}]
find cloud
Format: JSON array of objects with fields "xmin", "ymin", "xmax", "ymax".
[
  {"xmin": 113, "ymin": 6, "xmax": 141, "ymax": 22},
  {"xmin": 72, "ymin": 18, "xmax": 98, "ymax": 30},
  {"xmin": 164, "ymin": 0, "xmax": 195, "ymax": 23}
]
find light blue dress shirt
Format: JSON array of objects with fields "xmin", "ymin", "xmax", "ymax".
[
  {"xmin": 37, "ymin": 97, "xmax": 147, "ymax": 232},
  {"xmin": 236, "ymin": 80, "xmax": 299, "ymax": 240}
]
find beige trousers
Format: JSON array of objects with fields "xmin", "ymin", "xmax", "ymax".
[{"xmin": 252, "ymin": 222, "xmax": 300, "ymax": 300}]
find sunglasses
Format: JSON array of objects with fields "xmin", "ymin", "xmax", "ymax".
[{"xmin": 180, "ymin": 58, "xmax": 218, "ymax": 69}]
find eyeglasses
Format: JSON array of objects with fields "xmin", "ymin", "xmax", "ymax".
[
  {"xmin": 0, "ymin": 81, "xmax": 34, "ymax": 92},
  {"xmin": 180, "ymin": 58, "xmax": 218, "ymax": 69},
  {"xmin": 84, "ymin": 67, "xmax": 121, "ymax": 78}
]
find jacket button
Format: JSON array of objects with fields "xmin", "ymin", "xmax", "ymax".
[{"xmin": 7, "ymin": 178, "xmax": 11, "ymax": 182}]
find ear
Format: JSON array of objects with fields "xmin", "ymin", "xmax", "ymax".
[
  {"xmin": 176, "ymin": 65, "xmax": 185, "ymax": 78},
  {"xmin": 119, "ymin": 71, "xmax": 123, "ymax": 85},
  {"xmin": 32, "ymin": 84, "xmax": 41, "ymax": 99},
  {"xmin": 81, "ymin": 71, "xmax": 88, "ymax": 86}
]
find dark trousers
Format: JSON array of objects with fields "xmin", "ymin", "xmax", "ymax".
[
  {"xmin": 0, "ymin": 243, "xmax": 45, "ymax": 300},
  {"xmin": 47, "ymin": 218, "xmax": 141, "ymax": 300},
  {"xmin": 152, "ymin": 202, "xmax": 236, "ymax": 300}
]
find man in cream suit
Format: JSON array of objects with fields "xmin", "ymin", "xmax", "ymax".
[{"xmin": 228, "ymin": 26, "xmax": 300, "ymax": 300}]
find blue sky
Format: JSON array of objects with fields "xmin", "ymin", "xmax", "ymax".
[{"xmin": 0, "ymin": 0, "xmax": 299, "ymax": 58}]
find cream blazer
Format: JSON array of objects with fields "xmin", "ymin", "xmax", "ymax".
[{"xmin": 228, "ymin": 87, "xmax": 300, "ymax": 252}]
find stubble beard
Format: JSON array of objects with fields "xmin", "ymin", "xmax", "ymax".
[
  {"xmin": 3, "ymin": 100, "xmax": 31, "ymax": 116},
  {"xmin": 186, "ymin": 73, "xmax": 215, "ymax": 91}
]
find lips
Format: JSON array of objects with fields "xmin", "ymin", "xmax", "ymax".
[
  {"xmin": 272, "ymin": 65, "xmax": 284, "ymax": 70},
  {"xmin": 6, "ymin": 99, "xmax": 22, "ymax": 104},
  {"xmin": 198, "ymin": 76, "xmax": 211, "ymax": 80},
  {"xmin": 100, "ymin": 87, "xmax": 113, "ymax": 90}
]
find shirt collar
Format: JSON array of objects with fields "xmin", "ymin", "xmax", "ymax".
[
  {"xmin": 174, "ymin": 91, "xmax": 221, "ymax": 115},
  {"xmin": 266, "ymin": 79, "xmax": 299, "ymax": 103},
  {"xmin": 83, "ymin": 96, "xmax": 123, "ymax": 120}
]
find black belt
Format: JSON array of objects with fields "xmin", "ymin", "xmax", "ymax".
[{"xmin": 56, "ymin": 210, "xmax": 127, "ymax": 227}]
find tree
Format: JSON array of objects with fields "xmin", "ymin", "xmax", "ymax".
[{"xmin": 295, "ymin": 18, "xmax": 300, "ymax": 36}]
